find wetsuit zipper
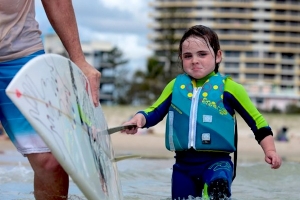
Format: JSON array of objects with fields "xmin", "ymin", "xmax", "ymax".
[{"xmin": 188, "ymin": 87, "xmax": 201, "ymax": 149}]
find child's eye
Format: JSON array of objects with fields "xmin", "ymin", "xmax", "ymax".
[
  {"xmin": 198, "ymin": 52, "xmax": 207, "ymax": 57},
  {"xmin": 183, "ymin": 54, "xmax": 192, "ymax": 59}
]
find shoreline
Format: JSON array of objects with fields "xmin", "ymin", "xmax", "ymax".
[
  {"xmin": 2, "ymin": 132, "xmax": 298, "ymax": 166},
  {"xmin": 111, "ymin": 133, "xmax": 300, "ymax": 163},
  {"xmin": 102, "ymin": 106, "xmax": 300, "ymax": 162},
  {"xmin": 1, "ymin": 107, "xmax": 299, "ymax": 165}
]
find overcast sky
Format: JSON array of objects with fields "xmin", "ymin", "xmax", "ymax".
[{"xmin": 35, "ymin": 0, "xmax": 153, "ymax": 73}]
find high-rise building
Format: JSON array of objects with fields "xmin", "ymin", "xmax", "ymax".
[{"xmin": 149, "ymin": 0, "xmax": 300, "ymax": 111}]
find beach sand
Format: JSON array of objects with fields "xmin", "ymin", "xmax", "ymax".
[
  {"xmin": 114, "ymin": 133, "xmax": 300, "ymax": 162},
  {"xmin": 0, "ymin": 133, "xmax": 299, "ymax": 163},
  {"xmin": 103, "ymin": 106, "xmax": 300, "ymax": 162},
  {"xmin": 0, "ymin": 106, "xmax": 299, "ymax": 164}
]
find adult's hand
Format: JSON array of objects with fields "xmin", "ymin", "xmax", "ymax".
[
  {"xmin": 75, "ymin": 59, "xmax": 101, "ymax": 107},
  {"xmin": 42, "ymin": 0, "xmax": 101, "ymax": 106}
]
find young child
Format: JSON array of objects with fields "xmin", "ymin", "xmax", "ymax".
[{"xmin": 121, "ymin": 25, "xmax": 282, "ymax": 200}]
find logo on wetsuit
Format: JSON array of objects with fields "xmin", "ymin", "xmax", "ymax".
[{"xmin": 208, "ymin": 161, "xmax": 231, "ymax": 171}]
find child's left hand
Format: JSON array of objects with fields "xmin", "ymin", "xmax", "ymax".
[{"xmin": 265, "ymin": 150, "xmax": 282, "ymax": 169}]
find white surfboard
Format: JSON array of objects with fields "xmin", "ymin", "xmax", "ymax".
[{"xmin": 5, "ymin": 54, "xmax": 122, "ymax": 200}]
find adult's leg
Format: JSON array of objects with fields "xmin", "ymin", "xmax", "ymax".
[
  {"xmin": 0, "ymin": 123, "xmax": 9, "ymax": 140},
  {"xmin": 27, "ymin": 153, "xmax": 69, "ymax": 200},
  {"xmin": 0, "ymin": 51, "xmax": 69, "ymax": 199}
]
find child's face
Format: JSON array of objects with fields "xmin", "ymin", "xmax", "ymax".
[{"xmin": 181, "ymin": 36, "xmax": 222, "ymax": 79}]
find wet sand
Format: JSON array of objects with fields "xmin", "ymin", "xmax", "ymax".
[
  {"xmin": 1, "ymin": 130, "xmax": 299, "ymax": 164},
  {"xmin": 111, "ymin": 133, "xmax": 300, "ymax": 162},
  {"xmin": 103, "ymin": 106, "xmax": 300, "ymax": 162},
  {"xmin": 0, "ymin": 106, "xmax": 299, "ymax": 164}
]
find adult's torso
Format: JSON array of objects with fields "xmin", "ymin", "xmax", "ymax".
[{"xmin": 0, "ymin": 0, "xmax": 43, "ymax": 62}]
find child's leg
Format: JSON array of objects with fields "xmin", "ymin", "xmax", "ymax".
[
  {"xmin": 202, "ymin": 160, "xmax": 233, "ymax": 199},
  {"xmin": 172, "ymin": 163, "xmax": 203, "ymax": 200}
]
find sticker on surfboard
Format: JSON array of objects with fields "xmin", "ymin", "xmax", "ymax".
[{"xmin": 5, "ymin": 54, "xmax": 122, "ymax": 200}]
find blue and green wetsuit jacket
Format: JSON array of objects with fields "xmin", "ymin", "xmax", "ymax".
[{"xmin": 137, "ymin": 72, "xmax": 273, "ymax": 153}]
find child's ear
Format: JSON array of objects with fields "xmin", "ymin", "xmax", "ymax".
[{"xmin": 216, "ymin": 50, "xmax": 222, "ymax": 64}]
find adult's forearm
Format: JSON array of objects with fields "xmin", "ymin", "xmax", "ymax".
[{"xmin": 41, "ymin": 0, "xmax": 85, "ymax": 63}]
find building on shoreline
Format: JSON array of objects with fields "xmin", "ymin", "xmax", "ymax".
[{"xmin": 148, "ymin": 0, "xmax": 300, "ymax": 111}]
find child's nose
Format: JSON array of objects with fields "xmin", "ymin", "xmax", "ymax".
[{"xmin": 192, "ymin": 56, "xmax": 199, "ymax": 64}]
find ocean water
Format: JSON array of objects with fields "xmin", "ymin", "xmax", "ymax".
[{"xmin": 0, "ymin": 150, "xmax": 299, "ymax": 200}]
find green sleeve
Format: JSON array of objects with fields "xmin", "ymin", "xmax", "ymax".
[
  {"xmin": 225, "ymin": 78, "xmax": 269, "ymax": 130},
  {"xmin": 144, "ymin": 79, "xmax": 175, "ymax": 114},
  {"xmin": 138, "ymin": 79, "xmax": 175, "ymax": 127}
]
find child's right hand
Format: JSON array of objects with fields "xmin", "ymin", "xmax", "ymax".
[
  {"xmin": 265, "ymin": 150, "xmax": 282, "ymax": 169},
  {"xmin": 121, "ymin": 113, "xmax": 146, "ymax": 134}
]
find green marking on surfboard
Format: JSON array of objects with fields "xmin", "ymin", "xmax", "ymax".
[{"xmin": 77, "ymin": 104, "xmax": 92, "ymax": 126}]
